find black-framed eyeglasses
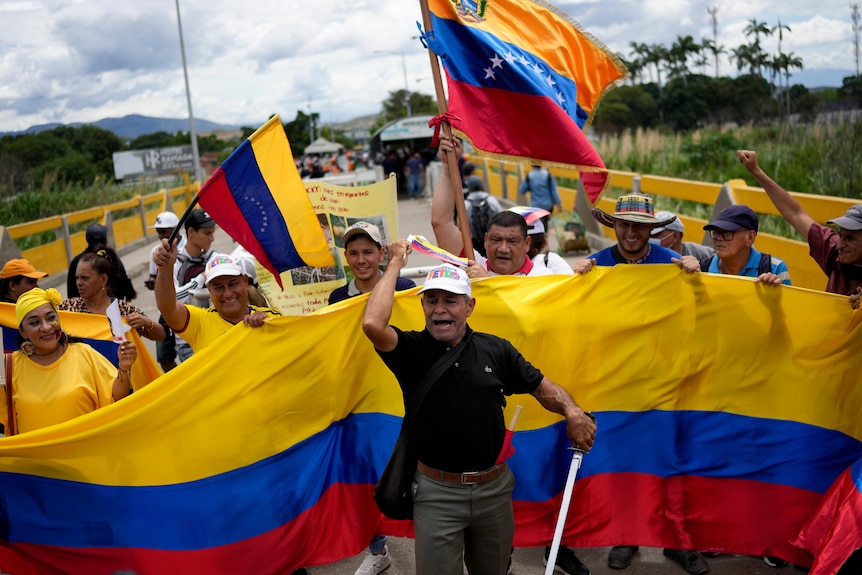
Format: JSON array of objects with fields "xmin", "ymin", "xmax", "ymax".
[{"xmin": 709, "ymin": 229, "xmax": 741, "ymax": 241}]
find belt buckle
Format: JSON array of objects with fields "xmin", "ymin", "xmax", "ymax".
[{"xmin": 460, "ymin": 471, "xmax": 482, "ymax": 484}]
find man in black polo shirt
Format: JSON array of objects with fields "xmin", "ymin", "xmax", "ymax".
[{"xmin": 363, "ymin": 239, "xmax": 596, "ymax": 575}]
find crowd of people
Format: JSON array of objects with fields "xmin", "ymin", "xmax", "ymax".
[{"xmin": 0, "ymin": 138, "xmax": 859, "ymax": 575}]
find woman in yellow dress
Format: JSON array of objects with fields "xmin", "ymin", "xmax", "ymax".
[{"xmin": 2, "ymin": 287, "xmax": 136, "ymax": 435}]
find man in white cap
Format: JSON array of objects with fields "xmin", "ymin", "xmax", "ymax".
[
  {"xmin": 363, "ymin": 239, "xmax": 596, "ymax": 575},
  {"xmin": 154, "ymin": 250, "xmax": 279, "ymax": 353},
  {"xmin": 738, "ymin": 150, "xmax": 862, "ymax": 298},
  {"xmin": 145, "ymin": 211, "xmax": 183, "ymax": 371},
  {"xmin": 649, "ymin": 211, "xmax": 714, "ymax": 261}
]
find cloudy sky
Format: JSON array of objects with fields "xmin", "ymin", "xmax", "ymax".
[{"xmin": 0, "ymin": 0, "xmax": 856, "ymax": 133}]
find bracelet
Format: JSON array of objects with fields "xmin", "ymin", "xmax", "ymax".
[{"xmin": 118, "ymin": 368, "xmax": 131, "ymax": 378}]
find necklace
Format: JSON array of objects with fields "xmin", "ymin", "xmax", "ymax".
[
  {"xmin": 32, "ymin": 342, "xmax": 66, "ymax": 359},
  {"xmin": 625, "ymin": 243, "xmax": 652, "ymax": 264}
]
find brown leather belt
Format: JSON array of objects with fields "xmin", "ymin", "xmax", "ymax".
[{"xmin": 417, "ymin": 461, "xmax": 508, "ymax": 485}]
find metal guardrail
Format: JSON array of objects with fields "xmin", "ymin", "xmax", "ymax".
[
  {"xmin": 467, "ymin": 155, "xmax": 859, "ymax": 291},
  {"xmin": 0, "ymin": 180, "xmax": 199, "ymax": 287}
]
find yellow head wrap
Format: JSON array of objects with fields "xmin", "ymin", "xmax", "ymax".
[{"xmin": 16, "ymin": 287, "xmax": 62, "ymax": 326}]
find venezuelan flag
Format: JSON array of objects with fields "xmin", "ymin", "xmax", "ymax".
[
  {"xmin": 0, "ymin": 268, "xmax": 859, "ymax": 573},
  {"xmin": 0, "ymin": 303, "xmax": 161, "ymax": 391},
  {"xmin": 425, "ymin": 0, "xmax": 627, "ymax": 203},
  {"xmin": 198, "ymin": 116, "xmax": 333, "ymax": 288}
]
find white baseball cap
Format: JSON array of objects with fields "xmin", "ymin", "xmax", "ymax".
[
  {"xmin": 343, "ymin": 221, "xmax": 383, "ymax": 246},
  {"xmin": 204, "ymin": 254, "xmax": 244, "ymax": 285},
  {"xmin": 148, "ymin": 211, "xmax": 180, "ymax": 229},
  {"xmin": 417, "ymin": 264, "xmax": 472, "ymax": 297}
]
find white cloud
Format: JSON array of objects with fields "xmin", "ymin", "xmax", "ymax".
[{"xmin": 0, "ymin": 0, "xmax": 857, "ymax": 133}]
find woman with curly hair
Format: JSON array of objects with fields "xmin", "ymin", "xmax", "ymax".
[
  {"xmin": 60, "ymin": 248, "xmax": 165, "ymax": 341},
  {"xmin": 1, "ymin": 288, "xmax": 136, "ymax": 435}
]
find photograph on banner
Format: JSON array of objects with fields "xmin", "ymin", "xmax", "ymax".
[{"xmin": 257, "ymin": 175, "xmax": 398, "ymax": 315}]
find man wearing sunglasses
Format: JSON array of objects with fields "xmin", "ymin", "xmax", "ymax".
[{"xmin": 698, "ymin": 205, "xmax": 791, "ymax": 286}]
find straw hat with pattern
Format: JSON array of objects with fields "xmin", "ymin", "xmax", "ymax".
[{"xmin": 591, "ymin": 195, "xmax": 676, "ymax": 228}]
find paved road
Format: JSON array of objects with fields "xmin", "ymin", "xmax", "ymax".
[{"xmin": 64, "ymin": 196, "xmax": 791, "ymax": 575}]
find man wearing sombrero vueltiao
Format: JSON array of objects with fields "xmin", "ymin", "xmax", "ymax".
[
  {"xmin": 574, "ymin": 195, "xmax": 698, "ymax": 273},
  {"xmin": 573, "ymin": 194, "xmax": 705, "ymax": 573}
]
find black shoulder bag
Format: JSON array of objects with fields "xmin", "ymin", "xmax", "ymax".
[{"xmin": 374, "ymin": 340, "xmax": 468, "ymax": 520}]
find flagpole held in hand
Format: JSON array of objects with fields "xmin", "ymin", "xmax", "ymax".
[{"xmin": 544, "ymin": 412, "xmax": 596, "ymax": 575}]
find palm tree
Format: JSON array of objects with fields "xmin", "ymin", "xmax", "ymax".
[
  {"xmin": 701, "ymin": 38, "xmax": 725, "ymax": 77},
  {"xmin": 743, "ymin": 19, "xmax": 773, "ymax": 78},
  {"xmin": 628, "ymin": 42, "xmax": 650, "ymax": 83},
  {"xmin": 730, "ymin": 44, "xmax": 753, "ymax": 75},
  {"xmin": 669, "ymin": 35, "xmax": 700, "ymax": 83}
]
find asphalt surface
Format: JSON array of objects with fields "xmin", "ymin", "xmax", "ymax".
[{"xmin": 56, "ymin": 195, "xmax": 797, "ymax": 575}]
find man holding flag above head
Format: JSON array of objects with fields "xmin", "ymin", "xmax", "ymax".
[{"xmin": 363, "ymin": 238, "xmax": 595, "ymax": 575}]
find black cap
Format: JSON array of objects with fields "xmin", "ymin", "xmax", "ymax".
[
  {"xmin": 185, "ymin": 209, "xmax": 215, "ymax": 231},
  {"xmin": 704, "ymin": 205, "xmax": 759, "ymax": 232},
  {"xmin": 85, "ymin": 222, "xmax": 108, "ymax": 245}
]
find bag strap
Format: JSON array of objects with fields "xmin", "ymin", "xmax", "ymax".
[
  {"xmin": 4, "ymin": 352, "xmax": 15, "ymax": 436},
  {"xmin": 758, "ymin": 252, "xmax": 773, "ymax": 275},
  {"xmin": 404, "ymin": 339, "xmax": 469, "ymax": 425}
]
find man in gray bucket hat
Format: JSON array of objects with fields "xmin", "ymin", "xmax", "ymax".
[{"xmin": 737, "ymin": 150, "xmax": 861, "ymax": 301}]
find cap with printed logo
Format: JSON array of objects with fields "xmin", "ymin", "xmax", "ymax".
[
  {"xmin": 204, "ymin": 255, "xmax": 244, "ymax": 285},
  {"xmin": 185, "ymin": 210, "xmax": 215, "ymax": 231},
  {"xmin": 417, "ymin": 264, "xmax": 472, "ymax": 297},
  {"xmin": 827, "ymin": 204, "xmax": 862, "ymax": 231}
]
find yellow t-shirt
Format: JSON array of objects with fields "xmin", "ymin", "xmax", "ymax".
[
  {"xmin": 1, "ymin": 343, "xmax": 118, "ymax": 434},
  {"xmin": 178, "ymin": 305, "xmax": 280, "ymax": 353}
]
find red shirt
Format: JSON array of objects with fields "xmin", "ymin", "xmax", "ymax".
[{"xmin": 808, "ymin": 222, "xmax": 862, "ymax": 295}]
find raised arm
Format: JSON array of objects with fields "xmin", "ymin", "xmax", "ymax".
[
  {"xmin": 431, "ymin": 135, "xmax": 466, "ymax": 256},
  {"xmin": 738, "ymin": 150, "xmax": 816, "ymax": 238},
  {"xmin": 362, "ymin": 239, "xmax": 412, "ymax": 352},
  {"xmin": 154, "ymin": 238, "xmax": 190, "ymax": 333},
  {"xmin": 531, "ymin": 377, "xmax": 596, "ymax": 451}
]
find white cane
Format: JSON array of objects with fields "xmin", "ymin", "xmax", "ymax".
[{"xmin": 544, "ymin": 413, "xmax": 595, "ymax": 575}]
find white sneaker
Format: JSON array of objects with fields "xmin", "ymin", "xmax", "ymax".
[{"xmin": 354, "ymin": 546, "xmax": 391, "ymax": 575}]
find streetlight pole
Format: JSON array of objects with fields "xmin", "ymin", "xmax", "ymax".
[
  {"xmin": 174, "ymin": 0, "xmax": 202, "ymax": 184},
  {"xmin": 374, "ymin": 50, "xmax": 411, "ymax": 117}
]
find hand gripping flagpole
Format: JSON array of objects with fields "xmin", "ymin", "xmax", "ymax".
[
  {"xmin": 544, "ymin": 413, "xmax": 596, "ymax": 575},
  {"xmin": 418, "ymin": 0, "xmax": 474, "ymax": 257}
]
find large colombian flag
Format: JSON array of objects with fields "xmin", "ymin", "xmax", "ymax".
[
  {"xmin": 197, "ymin": 115, "xmax": 333, "ymax": 288},
  {"xmin": 425, "ymin": 0, "xmax": 628, "ymax": 203},
  {"xmin": 0, "ymin": 268, "xmax": 860, "ymax": 573},
  {"xmin": 0, "ymin": 303, "xmax": 161, "ymax": 391}
]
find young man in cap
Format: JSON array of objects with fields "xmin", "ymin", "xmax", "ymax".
[
  {"xmin": 696, "ymin": 205, "xmax": 790, "ymax": 286},
  {"xmin": 650, "ymin": 211, "xmax": 714, "ymax": 260},
  {"xmin": 154, "ymin": 252, "xmax": 279, "ymax": 353},
  {"xmin": 738, "ymin": 150, "xmax": 861, "ymax": 297},
  {"xmin": 329, "ymin": 221, "xmax": 415, "ymax": 304},
  {"xmin": 145, "ymin": 211, "xmax": 182, "ymax": 372},
  {"xmin": 433, "ymin": 135, "xmax": 552, "ymax": 279},
  {"xmin": 327, "ymin": 221, "xmax": 415, "ymax": 575},
  {"xmin": 363, "ymin": 240, "xmax": 596, "ymax": 575},
  {"xmin": 574, "ymin": 195, "xmax": 694, "ymax": 274},
  {"xmin": 0, "ymin": 259, "xmax": 48, "ymax": 303},
  {"xmin": 169, "ymin": 209, "xmax": 217, "ymax": 363}
]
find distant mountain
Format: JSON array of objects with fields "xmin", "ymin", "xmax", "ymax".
[{"xmin": 8, "ymin": 114, "xmax": 239, "ymax": 139}]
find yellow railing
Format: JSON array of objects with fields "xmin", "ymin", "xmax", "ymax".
[
  {"xmin": 467, "ymin": 155, "xmax": 858, "ymax": 291},
  {"xmin": 0, "ymin": 180, "xmax": 198, "ymax": 279}
]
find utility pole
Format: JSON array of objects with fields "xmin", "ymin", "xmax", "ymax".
[
  {"xmin": 174, "ymin": 0, "xmax": 202, "ymax": 184},
  {"xmin": 853, "ymin": 3, "xmax": 861, "ymax": 80},
  {"xmin": 308, "ymin": 94, "xmax": 315, "ymax": 146},
  {"xmin": 373, "ymin": 51, "xmax": 412, "ymax": 117},
  {"xmin": 708, "ymin": 6, "xmax": 719, "ymax": 78}
]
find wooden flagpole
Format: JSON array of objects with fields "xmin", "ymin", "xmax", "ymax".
[{"xmin": 419, "ymin": 0, "xmax": 475, "ymax": 258}]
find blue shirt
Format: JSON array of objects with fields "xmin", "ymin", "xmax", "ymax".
[
  {"xmin": 704, "ymin": 247, "xmax": 791, "ymax": 285},
  {"xmin": 519, "ymin": 168, "xmax": 560, "ymax": 211},
  {"xmin": 589, "ymin": 244, "xmax": 679, "ymax": 266}
]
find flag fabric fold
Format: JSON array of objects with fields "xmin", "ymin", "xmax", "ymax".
[
  {"xmin": 197, "ymin": 116, "xmax": 334, "ymax": 288},
  {"xmin": 408, "ymin": 234, "xmax": 469, "ymax": 266},
  {"xmin": 425, "ymin": 0, "xmax": 628, "ymax": 203},
  {"xmin": 0, "ymin": 268, "xmax": 860, "ymax": 573},
  {"xmin": 793, "ymin": 457, "xmax": 862, "ymax": 574}
]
